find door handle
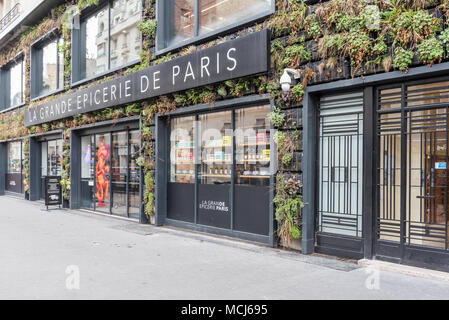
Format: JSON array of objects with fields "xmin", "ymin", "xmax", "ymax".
[{"xmin": 416, "ymin": 195, "xmax": 435, "ymax": 199}]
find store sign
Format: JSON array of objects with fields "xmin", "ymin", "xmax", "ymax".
[
  {"xmin": 435, "ymin": 162, "xmax": 447, "ymax": 169},
  {"xmin": 45, "ymin": 176, "xmax": 62, "ymax": 206},
  {"xmin": 25, "ymin": 29, "xmax": 270, "ymax": 127},
  {"xmin": 199, "ymin": 200, "xmax": 229, "ymax": 213}
]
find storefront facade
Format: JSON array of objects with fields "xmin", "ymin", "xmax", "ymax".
[
  {"xmin": 2, "ymin": 0, "xmax": 449, "ymax": 271},
  {"xmin": 69, "ymin": 118, "xmax": 142, "ymax": 220},
  {"xmin": 155, "ymin": 96, "xmax": 276, "ymax": 244}
]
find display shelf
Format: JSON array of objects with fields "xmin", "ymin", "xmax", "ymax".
[
  {"xmin": 200, "ymin": 174, "xmax": 231, "ymax": 178},
  {"xmin": 202, "ymin": 160, "xmax": 232, "ymax": 164},
  {"xmin": 236, "ymin": 159, "xmax": 270, "ymax": 163},
  {"xmin": 237, "ymin": 142, "xmax": 270, "ymax": 147},
  {"xmin": 239, "ymin": 175, "xmax": 270, "ymax": 178},
  {"xmin": 173, "ymin": 160, "xmax": 194, "ymax": 164}
]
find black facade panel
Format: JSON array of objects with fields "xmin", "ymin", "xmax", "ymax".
[
  {"xmin": 167, "ymin": 183, "xmax": 195, "ymax": 223},
  {"xmin": 0, "ymin": 143, "xmax": 6, "ymax": 195},
  {"xmin": 197, "ymin": 184, "xmax": 231, "ymax": 229},
  {"xmin": 234, "ymin": 185, "xmax": 270, "ymax": 236},
  {"xmin": 316, "ymin": 233, "xmax": 364, "ymax": 260},
  {"xmin": 29, "ymin": 137, "xmax": 40, "ymax": 201},
  {"xmin": 70, "ymin": 131, "xmax": 81, "ymax": 209}
]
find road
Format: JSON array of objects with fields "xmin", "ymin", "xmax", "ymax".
[{"xmin": 1, "ymin": 196, "xmax": 449, "ymax": 299}]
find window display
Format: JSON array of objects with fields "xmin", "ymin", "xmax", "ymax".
[
  {"xmin": 168, "ymin": 103, "xmax": 272, "ymax": 235},
  {"xmin": 199, "ymin": 111, "xmax": 232, "ymax": 185},
  {"xmin": 79, "ymin": 129, "xmax": 140, "ymax": 218},
  {"xmin": 235, "ymin": 106, "xmax": 271, "ymax": 187},
  {"xmin": 170, "ymin": 116, "xmax": 195, "ymax": 184}
]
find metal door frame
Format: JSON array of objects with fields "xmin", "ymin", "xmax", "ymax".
[{"xmin": 375, "ymin": 79, "xmax": 449, "ymax": 269}]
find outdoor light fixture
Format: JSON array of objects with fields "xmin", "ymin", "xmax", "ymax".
[{"xmin": 280, "ymin": 68, "xmax": 300, "ymax": 92}]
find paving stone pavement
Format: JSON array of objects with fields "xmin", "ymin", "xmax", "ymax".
[{"xmin": 1, "ymin": 196, "xmax": 449, "ymax": 300}]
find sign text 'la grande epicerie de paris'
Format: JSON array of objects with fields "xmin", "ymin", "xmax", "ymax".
[{"xmin": 25, "ymin": 30, "xmax": 269, "ymax": 127}]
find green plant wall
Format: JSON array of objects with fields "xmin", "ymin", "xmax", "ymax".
[{"xmin": 4, "ymin": 0, "xmax": 449, "ymax": 245}]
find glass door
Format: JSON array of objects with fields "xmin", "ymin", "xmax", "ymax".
[
  {"xmin": 95, "ymin": 133, "xmax": 111, "ymax": 213},
  {"xmin": 234, "ymin": 106, "xmax": 271, "ymax": 235},
  {"xmin": 197, "ymin": 111, "xmax": 232, "ymax": 229},
  {"xmin": 81, "ymin": 135, "xmax": 95, "ymax": 210},
  {"xmin": 318, "ymin": 92, "xmax": 364, "ymax": 237},
  {"xmin": 377, "ymin": 81, "xmax": 449, "ymax": 262},
  {"xmin": 6, "ymin": 141, "xmax": 23, "ymax": 193},
  {"xmin": 128, "ymin": 130, "xmax": 141, "ymax": 219},
  {"xmin": 407, "ymin": 108, "xmax": 449, "ymax": 249},
  {"xmin": 40, "ymin": 141, "xmax": 48, "ymax": 199},
  {"xmin": 40, "ymin": 139, "xmax": 63, "ymax": 199},
  {"xmin": 111, "ymin": 131, "xmax": 128, "ymax": 216},
  {"xmin": 168, "ymin": 116, "xmax": 196, "ymax": 222}
]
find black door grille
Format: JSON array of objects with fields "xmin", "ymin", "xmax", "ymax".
[
  {"xmin": 318, "ymin": 92, "xmax": 364, "ymax": 237},
  {"xmin": 377, "ymin": 80, "xmax": 449, "ymax": 256}
]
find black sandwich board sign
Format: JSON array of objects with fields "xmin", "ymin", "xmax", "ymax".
[{"xmin": 45, "ymin": 176, "xmax": 62, "ymax": 210}]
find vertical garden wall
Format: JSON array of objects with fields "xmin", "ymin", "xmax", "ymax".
[{"xmin": 2, "ymin": 0, "xmax": 449, "ymax": 247}]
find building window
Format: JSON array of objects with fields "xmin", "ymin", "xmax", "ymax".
[
  {"xmin": 31, "ymin": 37, "xmax": 64, "ymax": 99},
  {"xmin": 72, "ymin": 0, "xmax": 142, "ymax": 83},
  {"xmin": 0, "ymin": 57, "xmax": 25, "ymax": 110},
  {"xmin": 157, "ymin": 0, "xmax": 274, "ymax": 52}
]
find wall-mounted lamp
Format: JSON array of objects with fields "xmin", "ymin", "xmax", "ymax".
[{"xmin": 280, "ymin": 68, "xmax": 301, "ymax": 92}]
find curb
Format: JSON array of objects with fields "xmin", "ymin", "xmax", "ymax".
[{"xmin": 358, "ymin": 259, "xmax": 449, "ymax": 283}]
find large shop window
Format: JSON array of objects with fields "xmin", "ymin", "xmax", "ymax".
[
  {"xmin": 72, "ymin": 0, "xmax": 142, "ymax": 83},
  {"xmin": 0, "ymin": 57, "xmax": 25, "ymax": 111},
  {"xmin": 6, "ymin": 141, "xmax": 25, "ymax": 194},
  {"xmin": 157, "ymin": 0, "xmax": 274, "ymax": 52},
  {"xmin": 79, "ymin": 129, "xmax": 140, "ymax": 219},
  {"xmin": 40, "ymin": 139, "xmax": 63, "ymax": 199},
  {"xmin": 31, "ymin": 36, "xmax": 64, "ymax": 99},
  {"xmin": 168, "ymin": 103, "xmax": 271, "ymax": 236}
]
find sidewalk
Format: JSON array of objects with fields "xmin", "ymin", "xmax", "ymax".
[{"xmin": 1, "ymin": 196, "xmax": 449, "ymax": 299}]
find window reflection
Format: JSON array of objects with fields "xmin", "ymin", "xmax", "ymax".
[
  {"xmin": 41, "ymin": 39, "xmax": 64, "ymax": 96},
  {"xmin": 7, "ymin": 141, "xmax": 21, "ymax": 174},
  {"xmin": 165, "ymin": 0, "xmax": 195, "ymax": 48},
  {"xmin": 85, "ymin": 6, "xmax": 109, "ymax": 79},
  {"xmin": 110, "ymin": 0, "xmax": 142, "ymax": 69},
  {"xmin": 199, "ymin": 0, "xmax": 271, "ymax": 35},
  {"xmin": 10, "ymin": 59, "xmax": 24, "ymax": 107}
]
